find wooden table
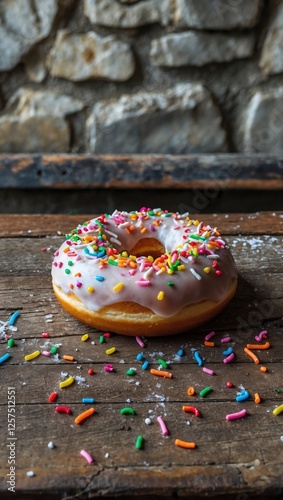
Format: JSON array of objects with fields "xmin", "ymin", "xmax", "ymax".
[{"xmin": 0, "ymin": 212, "xmax": 282, "ymax": 499}]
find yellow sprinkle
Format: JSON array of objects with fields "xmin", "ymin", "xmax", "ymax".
[
  {"xmin": 81, "ymin": 334, "xmax": 89, "ymax": 342},
  {"xmin": 193, "ymin": 220, "xmax": 200, "ymax": 226},
  {"xmin": 204, "ymin": 231, "xmax": 211, "ymax": 238},
  {"xmin": 192, "ymin": 248, "xmax": 198, "ymax": 256},
  {"xmin": 87, "ymin": 286, "xmax": 95, "ymax": 293},
  {"xmin": 129, "ymin": 255, "xmax": 137, "ymax": 261},
  {"xmin": 60, "ymin": 376, "xmax": 75, "ymax": 388},
  {"xmin": 93, "ymin": 245, "xmax": 98, "ymax": 250},
  {"xmin": 187, "ymin": 220, "xmax": 193, "ymax": 226},
  {"xmin": 167, "ymin": 269, "xmax": 174, "ymax": 275},
  {"xmin": 113, "ymin": 282, "xmax": 124, "ymax": 293},
  {"xmin": 106, "ymin": 347, "xmax": 116, "ymax": 355},
  {"xmin": 157, "ymin": 291, "xmax": 164, "ymax": 301},
  {"xmin": 147, "ymin": 255, "xmax": 154, "ymax": 262},
  {"xmin": 273, "ymin": 404, "xmax": 283, "ymax": 416},
  {"xmin": 177, "ymin": 264, "xmax": 185, "ymax": 271},
  {"xmin": 25, "ymin": 350, "xmax": 41, "ymax": 361},
  {"xmin": 121, "ymin": 251, "xmax": 128, "ymax": 257},
  {"xmin": 203, "ymin": 267, "xmax": 211, "ymax": 274},
  {"xmin": 141, "ymin": 227, "xmax": 147, "ymax": 234}
]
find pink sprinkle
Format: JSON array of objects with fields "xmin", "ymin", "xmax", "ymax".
[
  {"xmin": 58, "ymin": 262, "xmax": 63, "ymax": 268},
  {"xmin": 136, "ymin": 279, "xmax": 151, "ymax": 287},
  {"xmin": 203, "ymin": 367, "xmax": 214, "ymax": 375},
  {"xmin": 173, "ymin": 225, "xmax": 180, "ymax": 230},
  {"xmin": 129, "ymin": 269, "xmax": 136, "ymax": 276},
  {"xmin": 41, "ymin": 333, "xmax": 50, "ymax": 338},
  {"xmin": 150, "ymin": 225, "xmax": 155, "ymax": 232},
  {"xmin": 221, "ymin": 336, "xmax": 231, "ymax": 343},
  {"xmin": 135, "ymin": 336, "xmax": 145, "ymax": 348},
  {"xmin": 80, "ymin": 449, "xmax": 94, "ymax": 464},
  {"xmin": 157, "ymin": 416, "xmax": 169, "ymax": 436},
  {"xmin": 171, "ymin": 253, "xmax": 178, "ymax": 264},
  {"xmin": 139, "ymin": 260, "xmax": 146, "ymax": 272},
  {"xmin": 223, "ymin": 352, "xmax": 235, "ymax": 364},
  {"xmin": 54, "ymin": 250, "xmax": 59, "ymax": 256},
  {"xmin": 205, "ymin": 331, "xmax": 215, "ymax": 341},
  {"xmin": 41, "ymin": 350, "xmax": 51, "ymax": 357},
  {"xmin": 53, "ymin": 262, "xmax": 58, "ymax": 267},
  {"xmin": 226, "ymin": 409, "xmax": 247, "ymax": 421},
  {"xmin": 255, "ymin": 330, "xmax": 268, "ymax": 342},
  {"xmin": 76, "ymin": 282, "xmax": 82, "ymax": 288},
  {"xmin": 104, "ymin": 364, "xmax": 114, "ymax": 372}
]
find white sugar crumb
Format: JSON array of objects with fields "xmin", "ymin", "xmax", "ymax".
[
  {"xmin": 126, "ymin": 398, "xmax": 131, "ymax": 403},
  {"xmin": 186, "ymin": 421, "xmax": 191, "ymax": 426},
  {"xmin": 119, "ymin": 359, "xmax": 125, "ymax": 364},
  {"xmin": 145, "ymin": 418, "xmax": 151, "ymax": 425},
  {"xmin": 280, "ymin": 436, "xmax": 283, "ymax": 442},
  {"xmin": 105, "ymin": 453, "xmax": 109, "ymax": 458},
  {"xmin": 45, "ymin": 314, "xmax": 53, "ymax": 319},
  {"xmin": 75, "ymin": 375, "xmax": 86, "ymax": 384},
  {"xmin": 48, "ymin": 441, "xmax": 55, "ymax": 449},
  {"xmin": 26, "ymin": 471, "xmax": 35, "ymax": 477},
  {"xmin": 61, "ymin": 371, "xmax": 69, "ymax": 377}
]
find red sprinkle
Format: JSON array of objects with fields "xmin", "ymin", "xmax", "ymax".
[
  {"xmin": 103, "ymin": 333, "xmax": 111, "ymax": 338},
  {"xmin": 41, "ymin": 332, "xmax": 50, "ymax": 338},
  {"xmin": 55, "ymin": 406, "xmax": 72, "ymax": 415},
  {"xmin": 215, "ymin": 270, "xmax": 222, "ymax": 276},
  {"xmin": 48, "ymin": 392, "xmax": 58, "ymax": 403},
  {"xmin": 226, "ymin": 382, "xmax": 233, "ymax": 388},
  {"xmin": 41, "ymin": 247, "xmax": 47, "ymax": 252},
  {"xmin": 88, "ymin": 368, "xmax": 94, "ymax": 375}
]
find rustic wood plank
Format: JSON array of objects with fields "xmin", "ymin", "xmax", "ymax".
[
  {"xmin": 1, "ymin": 154, "xmax": 283, "ymax": 189},
  {"xmin": 1, "ymin": 212, "xmax": 283, "ymax": 238}
]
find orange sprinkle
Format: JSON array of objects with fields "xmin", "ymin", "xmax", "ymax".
[
  {"xmin": 204, "ymin": 341, "xmax": 215, "ymax": 347},
  {"xmin": 69, "ymin": 284, "xmax": 74, "ymax": 290},
  {"xmin": 244, "ymin": 347, "xmax": 260, "ymax": 364},
  {"xmin": 246, "ymin": 342, "xmax": 270, "ymax": 350},
  {"xmin": 75, "ymin": 407, "xmax": 95, "ymax": 424},
  {"xmin": 125, "ymin": 228, "xmax": 130, "ymax": 235},
  {"xmin": 254, "ymin": 393, "xmax": 261, "ymax": 404},
  {"xmin": 129, "ymin": 260, "xmax": 137, "ymax": 269},
  {"xmin": 74, "ymin": 272, "xmax": 81, "ymax": 277},
  {"xmin": 63, "ymin": 355, "xmax": 74, "ymax": 361},
  {"xmin": 63, "ymin": 246, "xmax": 70, "ymax": 253},
  {"xmin": 129, "ymin": 225, "xmax": 135, "ymax": 231},
  {"xmin": 140, "ymin": 227, "xmax": 147, "ymax": 234},
  {"xmin": 150, "ymin": 369, "xmax": 172, "ymax": 379},
  {"xmin": 175, "ymin": 439, "xmax": 196, "ymax": 449},
  {"xmin": 187, "ymin": 387, "xmax": 195, "ymax": 396},
  {"xmin": 260, "ymin": 366, "xmax": 267, "ymax": 372},
  {"xmin": 84, "ymin": 235, "xmax": 95, "ymax": 242}
]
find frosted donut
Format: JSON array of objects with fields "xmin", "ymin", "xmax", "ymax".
[{"xmin": 52, "ymin": 209, "xmax": 237, "ymax": 336}]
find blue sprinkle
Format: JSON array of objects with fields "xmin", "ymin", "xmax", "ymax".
[
  {"xmin": 223, "ymin": 347, "xmax": 233, "ymax": 356},
  {"xmin": 141, "ymin": 360, "xmax": 149, "ymax": 370},
  {"xmin": 193, "ymin": 351, "xmax": 203, "ymax": 367},
  {"xmin": 177, "ymin": 349, "xmax": 184, "ymax": 357},
  {"xmin": 136, "ymin": 353, "xmax": 144, "ymax": 361},
  {"xmin": 84, "ymin": 248, "xmax": 98, "ymax": 258},
  {"xmin": 8, "ymin": 311, "xmax": 20, "ymax": 326},
  {"xmin": 0, "ymin": 352, "xmax": 11, "ymax": 364},
  {"xmin": 95, "ymin": 276, "xmax": 105, "ymax": 282},
  {"xmin": 97, "ymin": 251, "xmax": 106, "ymax": 258},
  {"xmin": 235, "ymin": 390, "xmax": 249, "ymax": 402},
  {"xmin": 82, "ymin": 397, "xmax": 95, "ymax": 404}
]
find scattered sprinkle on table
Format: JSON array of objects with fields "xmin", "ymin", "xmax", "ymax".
[
  {"xmin": 175, "ymin": 439, "xmax": 196, "ymax": 449},
  {"xmin": 150, "ymin": 368, "xmax": 172, "ymax": 379},
  {"xmin": 75, "ymin": 407, "xmax": 95, "ymax": 424},
  {"xmin": 80, "ymin": 449, "xmax": 94, "ymax": 464},
  {"xmin": 273, "ymin": 404, "xmax": 283, "ymax": 416},
  {"xmin": 226, "ymin": 409, "xmax": 247, "ymax": 421},
  {"xmin": 25, "ymin": 350, "xmax": 40, "ymax": 361},
  {"xmin": 59, "ymin": 376, "xmax": 75, "ymax": 389}
]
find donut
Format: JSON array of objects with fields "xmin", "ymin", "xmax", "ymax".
[{"xmin": 52, "ymin": 208, "xmax": 237, "ymax": 336}]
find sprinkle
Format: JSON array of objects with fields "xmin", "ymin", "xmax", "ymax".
[
  {"xmin": 254, "ymin": 393, "xmax": 261, "ymax": 404},
  {"xmin": 0, "ymin": 352, "xmax": 11, "ymax": 364},
  {"xmin": 157, "ymin": 358, "xmax": 168, "ymax": 369},
  {"xmin": 187, "ymin": 387, "xmax": 195, "ymax": 396},
  {"xmin": 215, "ymin": 270, "xmax": 222, "ymax": 276},
  {"xmin": 136, "ymin": 279, "xmax": 151, "ymax": 287},
  {"xmin": 104, "ymin": 332, "xmax": 111, "ymax": 338},
  {"xmin": 25, "ymin": 350, "xmax": 41, "ymax": 361},
  {"xmin": 175, "ymin": 439, "xmax": 196, "ymax": 449},
  {"xmin": 48, "ymin": 441, "xmax": 55, "ymax": 449},
  {"xmin": 81, "ymin": 334, "xmax": 89, "ymax": 342},
  {"xmin": 203, "ymin": 367, "xmax": 214, "ymax": 376},
  {"xmin": 157, "ymin": 416, "xmax": 169, "ymax": 435},
  {"xmin": 56, "ymin": 406, "xmax": 72, "ymax": 415},
  {"xmin": 41, "ymin": 332, "xmax": 50, "ymax": 338},
  {"xmin": 136, "ymin": 336, "xmax": 145, "ymax": 348},
  {"xmin": 88, "ymin": 369, "xmax": 94, "ymax": 375},
  {"xmin": 236, "ymin": 390, "xmax": 249, "ymax": 402},
  {"xmin": 255, "ymin": 330, "xmax": 268, "ymax": 342},
  {"xmin": 177, "ymin": 349, "xmax": 184, "ymax": 356},
  {"xmin": 104, "ymin": 364, "xmax": 114, "ymax": 372},
  {"xmin": 65, "ymin": 268, "xmax": 71, "ymax": 274},
  {"xmin": 99, "ymin": 335, "xmax": 105, "ymax": 344},
  {"xmin": 142, "ymin": 360, "xmax": 149, "ymax": 370},
  {"xmin": 126, "ymin": 368, "xmax": 136, "ymax": 376},
  {"xmin": 223, "ymin": 347, "xmax": 233, "ymax": 356},
  {"xmin": 223, "ymin": 352, "xmax": 235, "ymax": 364},
  {"xmin": 273, "ymin": 404, "xmax": 283, "ymax": 416},
  {"xmin": 260, "ymin": 366, "xmax": 267, "ymax": 372},
  {"xmin": 113, "ymin": 282, "xmax": 124, "ymax": 293},
  {"xmin": 106, "ymin": 347, "xmax": 116, "ymax": 355},
  {"xmin": 182, "ymin": 406, "xmax": 200, "ymax": 417},
  {"xmin": 63, "ymin": 355, "xmax": 74, "ymax": 361},
  {"xmin": 75, "ymin": 407, "xmax": 95, "ymax": 424},
  {"xmin": 26, "ymin": 471, "xmax": 35, "ymax": 477},
  {"xmin": 226, "ymin": 381, "xmax": 233, "ymax": 388},
  {"xmin": 203, "ymin": 267, "xmax": 211, "ymax": 274},
  {"xmin": 136, "ymin": 353, "xmax": 144, "ymax": 361},
  {"xmin": 244, "ymin": 347, "xmax": 260, "ymax": 364},
  {"xmin": 50, "ymin": 346, "xmax": 58, "ymax": 355},
  {"xmin": 193, "ymin": 351, "xmax": 203, "ymax": 366},
  {"xmin": 246, "ymin": 342, "xmax": 270, "ymax": 350},
  {"xmin": 221, "ymin": 336, "xmax": 231, "ymax": 343},
  {"xmin": 150, "ymin": 368, "xmax": 172, "ymax": 379},
  {"xmin": 87, "ymin": 286, "xmax": 95, "ymax": 293},
  {"xmin": 48, "ymin": 392, "xmax": 58, "ymax": 402},
  {"xmin": 157, "ymin": 291, "xmax": 164, "ymax": 301},
  {"xmin": 135, "ymin": 435, "xmax": 144, "ymax": 450},
  {"xmin": 95, "ymin": 275, "xmax": 105, "ymax": 281},
  {"xmin": 60, "ymin": 376, "xmax": 74, "ymax": 388},
  {"xmin": 82, "ymin": 397, "xmax": 95, "ymax": 404},
  {"xmin": 8, "ymin": 311, "xmax": 20, "ymax": 325},
  {"xmin": 205, "ymin": 331, "xmax": 215, "ymax": 341},
  {"xmin": 41, "ymin": 350, "xmax": 50, "ymax": 357},
  {"xmin": 80, "ymin": 449, "xmax": 94, "ymax": 464},
  {"xmin": 199, "ymin": 386, "xmax": 212, "ymax": 397},
  {"xmin": 167, "ymin": 281, "xmax": 175, "ymax": 287},
  {"xmin": 190, "ymin": 268, "xmax": 202, "ymax": 280},
  {"xmin": 226, "ymin": 409, "xmax": 247, "ymax": 421},
  {"xmin": 145, "ymin": 418, "xmax": 152, "ymax": 425},
  {"xmin": 120, "ymin": 407, "xmax": 135, "ymax": 415}
]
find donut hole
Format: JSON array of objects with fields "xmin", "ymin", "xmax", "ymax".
[{"xmin": 129, "ymin": 238, "xmax": 165, "ymax": 259}]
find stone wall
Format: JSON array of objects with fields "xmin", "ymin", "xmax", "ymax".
[{"xmin": 0, "ymin": 0, "xmax": 283, "ymax": 154}]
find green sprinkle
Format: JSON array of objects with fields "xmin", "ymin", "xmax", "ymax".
[
  {"xmin": 165, "ymin": 213, "xmax": 172, "ymax": 217},
  {"xmin": 135, "ymin": 435, "xmax": 144, "ymax": 450},
  {"xmin": 99, "ymin": 335, "xmax": 105, "ymax": 344},
  {"xmin": 50, "ymin": 346, "xmax": 58, "ymax": 355},
  {"xmin": 167, "ymin": 282, "xmax": 175, "ymax": 286},
  {"xmin": 148, "ymin": 210, "xmax": 155, "ymax": 216},
  {"xmin": 7, "ymin": 338, "xmax": 15, "ymax": 347},
  {"xmin": 190, "ymin": 234, "xmax": 206, "ymax": 241},
  {"xmin": 67, "ymin": 261, "xmax": 74, "ymax": 266},
  {"xmin": 108, "ymin": 259, "xmax": 118, "ymax": 266},
  {"xmin": 199, "ymin": 386, "xmax": 212, "ymax": 397},
  {"xmin": 120, "ymin": 407, "xmax": 135, "ymax": 415},
  {"xmin": 157, "ymin": 358, "xmax": 168, "ymax": 369},
  {"xmin": 274, "ymin": 388, "xmax": 282, "ymax": 393},
  {"xmin": 65, "ymin": 268, "xmax": 71, "ymax": 274},
  {"xmin": 126, "ymin": 368, "xmax": 136, "ymax": 376}
]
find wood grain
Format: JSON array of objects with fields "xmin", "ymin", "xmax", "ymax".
[
  {"xmin": 1, "ymin": 153, "xmax": 283, "ymax": 189},
  {"xmin": 0, "ymin": 213, "xmax": 282, "ymax": 499}
]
